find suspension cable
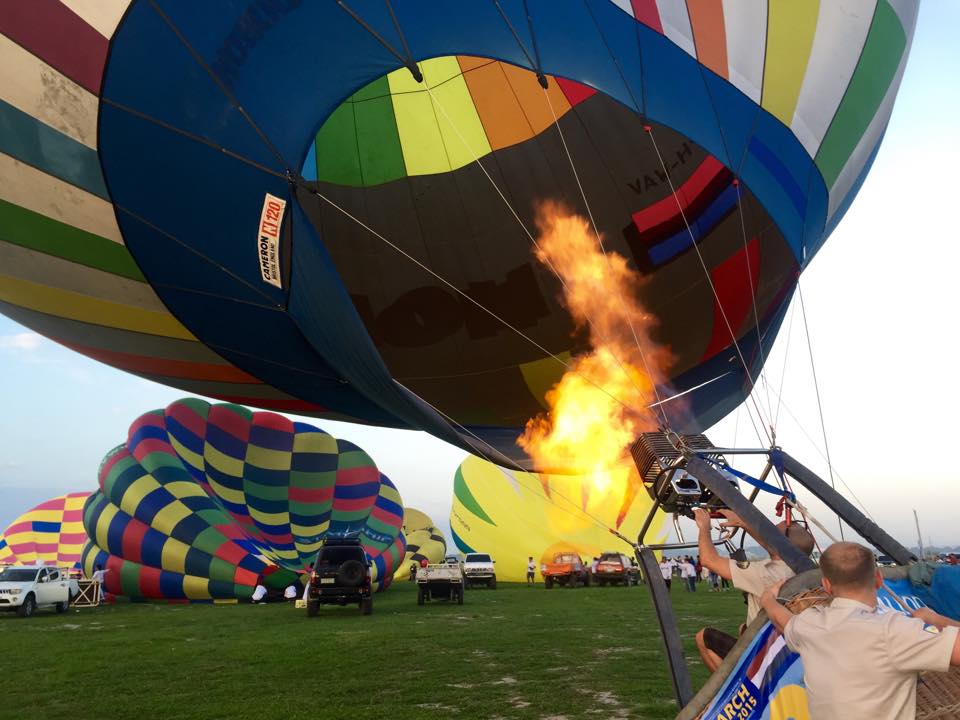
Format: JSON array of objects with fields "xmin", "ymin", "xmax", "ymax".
[
  {"xmin": 775, "ymin": 297, "xmax": 797, "ymax": 429},
  {"xmin": 539, "ymin": 86, "xmax": 671, "ymax": 428},
  {"xmin": 419, "ymin": 82, "xmax": 663, "ymax": 418},
  {"xmin": 733, "ymin": 181, "xmax": 775, "ymax": 427},
  {"xmin": 796, "ymin": 280, "xmax": 844, "ymax": 540},
  {"xmin": 764, "ymin": 380, "xmax": 875, "ymax": 522},
  {"xmin": 645, "ymin": 127, "xmax": 774, "ymax": 446},
  {"xmin": 305, "ymin": 184, "xmax": 651, "ymax": 420}
]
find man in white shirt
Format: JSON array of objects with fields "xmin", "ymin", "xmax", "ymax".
[
  {"xmin": 693, "ymin": 507, "xmax": 815, "ymax": 671},
  {"xmin": 761, "ymin": 542, "xmax": 960, "ymax": 720},
  {"xmin": 90, "ymin": 564, "xmax": 110, "ymax": 604},
  {"xmin": 680, "ymin": 557, "xmax": 697, "ymax": 592},
  {"xmin": 526, "ymin": 556, "xmax": 536, "ymax": 586},
  {"xmin": 658, "ymin": 558, "xmax": 674, "ymax": 591}
]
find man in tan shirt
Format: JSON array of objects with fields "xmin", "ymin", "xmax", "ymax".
[
  {"xmin": 693, "ymin": 507, "xmax": 815, "ymax": 671},
  {"xmin": 761, "ymin": 542, "xmax": 960, "ymax": 720}
]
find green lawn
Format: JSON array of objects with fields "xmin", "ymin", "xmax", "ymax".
[{"xmin": 2, "ymin": 581, "xmax": 744, "ymax": 719}]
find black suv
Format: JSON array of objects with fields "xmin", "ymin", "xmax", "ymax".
[{"xmin": 306, "ymin": 536, "xmax": 373, "ymax": 617}]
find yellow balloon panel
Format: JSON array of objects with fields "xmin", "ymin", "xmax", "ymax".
[{"xmin": 450, "ymin": 455, "xmax": 666, "ymax": 582}]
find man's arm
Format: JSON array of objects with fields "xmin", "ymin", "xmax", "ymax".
[
  {"xmin": 694, "ymin": 509, "xmax": 733, "ymax": 580},
  {"xmin": 760, "ymin": 580, "xmax": 794, "ymax": 634},
  {"xmin": 911, "ymin": 608, "xmax": 960, "ymax": 666},
  {"xmin": 912, "ymin": 607, "xmax": 960, "ymax": 630}
]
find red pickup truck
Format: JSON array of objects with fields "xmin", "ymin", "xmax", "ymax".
[
  {"xmin": 594, "ymin": 551, "xmax": 640, "ymax": 586},
  {"xmin": 542, "ymin": 552, "xmax": 591, "ymax": 589}
]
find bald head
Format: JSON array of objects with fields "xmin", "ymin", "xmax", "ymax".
[
  {"xmin": 776, "ymin": 520, "xmax": 816, "ymax": 557},
  {"xmin": 820, "ymin": 542, "xmax": 877, "ymax": 591}
]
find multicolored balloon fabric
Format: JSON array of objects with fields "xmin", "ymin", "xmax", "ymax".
[
  {"xmin": 450, "ymin": 455, "xmax": 664, "ymax": 582},
  {"xmin": 0, "ymin": 492, "xmax": 91, "ymax": 568},
  {"xmin": 0, "ymin": 2, "xmax": 919, "ymax": 466},
  {"xmin": 81, "ymin": 398, "xmax": 406, "ymax": 601}
]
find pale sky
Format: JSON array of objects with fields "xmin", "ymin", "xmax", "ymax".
[{"xmin": 0, "ymin": 2, "xmax": 957, "ymax": 550}]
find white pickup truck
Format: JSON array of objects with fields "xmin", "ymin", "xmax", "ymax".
[
  {"xmin": 0, "ymin": 565, "xmax": 74, "ymax": 618},
  {"xmin": 416, "ymin": 562, "xmax": 464, "ymax": 605}
]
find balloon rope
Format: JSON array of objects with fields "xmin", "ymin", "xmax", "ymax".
[
  {"xmin": 539, "ymin": 85, "xmax": 671, "ymax": 430},
  {"xmin": 775, "ymin": 298, "xmax": 797, "ymax": 430},
  {"xmin": 733, "ymin": 182, "xmax": 776, "ymax": 429},
  {"xmin": 764, "ymin": 382, "xmax": 876, "ymax": 522},
  {"xmin": 305, "ymin": 184, "xmax": 647, "ymax": 420},
  {"xmin": 146, "ymin": 0, "xmax": 291, "ymax": 172},
  {"xmin": 796, "ymin": 280, "xmax": 845, "ymax": 540},
  {"xmin": 418, "ymin": 83, "xmax": 660, "ymax": 416},
  {"xmin": 645, "ymin": 127, "xmax": 773, "ymax": 447}
]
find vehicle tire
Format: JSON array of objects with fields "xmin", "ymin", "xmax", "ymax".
[
  {"xmin": 489, "ymin": 576, "xmax": 497, "ymax": 590},
  {"xmin": 55, "ymin": 601, "xmax": 68, "ymax": 613},
  {"xmin": 306, "ymin": 600, "xmax": 319, "ymax": 617},
  {"xmin": 417, "ymin": 588, "xmax": 425, "ymax": 605},
  {"xmin": 337, "ymin": 560, "xmax": 367, "ymax": 587},
  {"xmin": 545, "ymin": 577, "xmax": 553, "ymax": 589},
  {"xmin": 361, "ymin": 597, "xmax": 373, "ymax": 615},
  {"xmin": 17, "ymin": 594, "xmax": 36, "ymax": 618}
]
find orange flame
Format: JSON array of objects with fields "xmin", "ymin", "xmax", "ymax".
[{"xmin": 518, "ymin": 201, "xmax": 673, "ymax": 518}]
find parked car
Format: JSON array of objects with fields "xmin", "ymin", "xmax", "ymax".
[
  {"xmin": 0, "ymin": 565, "xmax": 71, "ymax": 617},
  {"xmin": 305, "ymin": 537, "xmax": 373, "ymax": 617},
  {"xmin": 543, "ymin": 552, "xmax": 590, "ymax": 589},
  {"xmin": 594, "ymin": 552, "xmax": 639, "ymax": 586},
  {"xmin": 463, "ymin": 553, "xmax": 496, "ymax": 589},
  {"xmin": 416, "ymin": 561, "xmax": 464, "ymax": 605}
]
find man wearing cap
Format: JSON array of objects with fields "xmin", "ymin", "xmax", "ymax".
[
  {"xmin": 692, "ymin": 507, "xmax": 815, "ymax": 671},
  {"xmin": 761, "ymin": 542, "xmax": 960, "ymax": 720}
]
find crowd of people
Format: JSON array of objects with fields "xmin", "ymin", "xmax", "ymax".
[{"xmin": 656, "ymin": 553, "xmax": 729, "ymax": 592}]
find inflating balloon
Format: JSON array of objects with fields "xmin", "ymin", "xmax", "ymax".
[
  {"xmin": 81, "ymin": 398, "xmax": 405, "ymax": 601},
  {"xmin": 393, "ymin": 508, "xmax": 448, "ymax": 582},
  {"xmin": 0, "ymin": 492, "xmax": 91, "ymax": 568},
  {"xmin": 0, "ymin": 2, "xmax": 918, "ymax": 466},
  {"xmin": 450, "ymin": 455, "xmax": 662, "ymax": 582}
]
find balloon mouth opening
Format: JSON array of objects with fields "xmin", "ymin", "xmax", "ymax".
[{"xmin": 294, "ymin": 54, "xmax": 790, "ymax": 440}]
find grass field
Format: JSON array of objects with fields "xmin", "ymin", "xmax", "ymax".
[{"xmin": 2, "ymin": 581, "xmax": 744, "ymax": 719}]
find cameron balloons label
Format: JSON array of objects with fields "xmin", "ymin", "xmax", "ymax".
[{"xmin": 257, "ymin": 193, "xmax": 285, "ymax": 288}]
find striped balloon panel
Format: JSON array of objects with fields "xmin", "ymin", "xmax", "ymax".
[
  {"xmin": 363, "ymin": 474, "xmax": 407, "ymax": 590},
  {"xmin": 0, "ymin": 491, "xmax": 91, "ymax": 567},
  {"xmin": 607, "ymin": 0, "xmax": 918, "ymax": 218},
  {"xmin": 97, "ymin": 445, "xmax": 261, "ymax": 575},
  {"xmin": 0, "ymin": 2, "xmax": 371, "ymax": 423},
  {"xmin": 327, "ymin": 439, "xmax": 381, "ymax": 537},
  {"xmin": 288, "ymin": 424, "xmax": 340, "ymax": 566},
  {"xmin": 81, "ymin": 541, "xmax": 252, "ymax": 602},
  {"xmin": 82, "ymin": 492, "xmax": 262, "ymax": 589},
  {"xmin": 361, "ymin": 475, "xmax": 406, "ymax": 550},
  {"xmin": 370, "ymin": 533, "xmax": 406, "ymax": 591}
]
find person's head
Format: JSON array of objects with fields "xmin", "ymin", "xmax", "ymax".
[
  {"xmin": 95, "ymin": 564, "xmax": 102, "ymax": 571},
  {"xmin": 768, "ymin": 521, "xmax": 816, "ymax": 558},
  {"xmin": 819, "ymin": 542, "xmax": 881, "ymax": 598},
  {"xmin": 528, "ymin": 556, "xmax": 533, "ymax": 561}
]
